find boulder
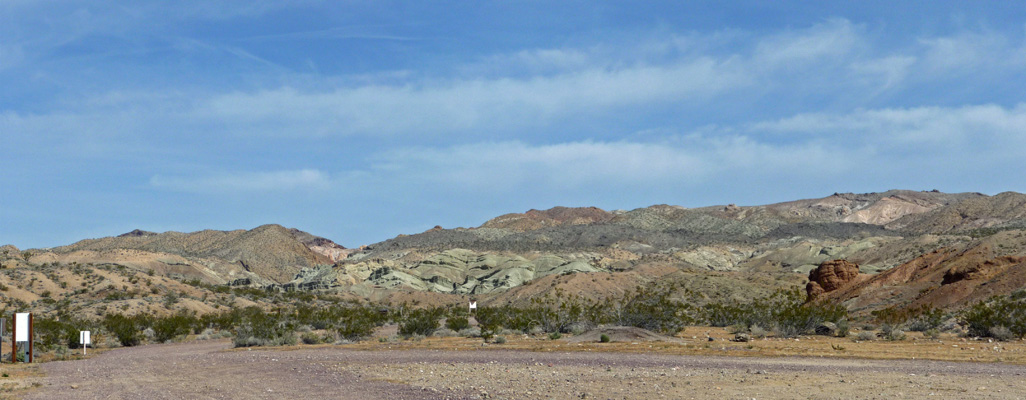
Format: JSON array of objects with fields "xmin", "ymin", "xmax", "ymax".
[
  {"xmin": 806, "ymin": 259, "xmax": 860, "ymax": 301},
  {"xmin": 815, "ymin": 322, "xmax": 838, "ymax": 336}
]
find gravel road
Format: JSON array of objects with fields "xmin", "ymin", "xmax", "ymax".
[{"xmin": 24, "ymin": 339, "xmax": 1026, "ymax": 399}]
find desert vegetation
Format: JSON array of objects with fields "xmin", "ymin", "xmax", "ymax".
[{"xmin": 960, "ymin": 290, "xmax": 1026, "ymax": 340}]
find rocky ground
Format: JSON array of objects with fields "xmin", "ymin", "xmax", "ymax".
[{"xmin": 13, "ymin": 338, "xmax": 1026, "ymax": 400}]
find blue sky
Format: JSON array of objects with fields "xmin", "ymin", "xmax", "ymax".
[{"xmin": 3, "ymin": 1, "xmax": 1026, "ymax": 249}]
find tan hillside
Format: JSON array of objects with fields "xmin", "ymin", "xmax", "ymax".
[
  {"xmin": 481, "ymin": 206, "xmax": 615, "ymax": 232},
  {"xmin": 52, "ymin": 224, "xmax": 333, "ymax": 283}
]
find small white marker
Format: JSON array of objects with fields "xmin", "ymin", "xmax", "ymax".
[{"xmin": 80, "ymin": 331, "xmax": 91, "ymax": 355}]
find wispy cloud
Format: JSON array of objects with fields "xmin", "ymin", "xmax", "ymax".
[
  {"xmin": 238, "ymin": 26, "xmax": 419, "ymax": 42},
  {"xmin": 751, "ymin": 103, "xmax": 1026, "ymax": 152},
  {"xmin": 917, "ymin": 30, "xmax": 1026, "ymax": 75},
  {"xmin": 753, "ymin": 18, "xmax": 862, "ymax": 68},
  {"xmin": 195, "ymin": 57, "xmax": 753, "ymax": 137},
  {"xmin": 351, "ymin": 102, "xmax": 1026, "ymax": 201},
  {"xmin": 150, "ymin": 169, "xmax": 331, "ymax": 193},
  {"xmin": 182, "ymin": 19, "xmax": 1026, "ymax": 139}
]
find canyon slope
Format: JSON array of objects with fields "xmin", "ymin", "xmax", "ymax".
[{"xmin": 3, "ymin": 190, "xmax": 1026, "ymax": 316}]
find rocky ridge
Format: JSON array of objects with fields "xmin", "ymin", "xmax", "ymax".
[{"xmin": 4, "ymin": 190, "xmax": 1026, "ymax": 314}]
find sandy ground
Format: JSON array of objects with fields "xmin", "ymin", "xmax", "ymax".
[{"xmin": 11, "ymin": 338, "xmax": 1026, "ymax": 400}]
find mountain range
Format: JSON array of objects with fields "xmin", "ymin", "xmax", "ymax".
[{"xmin": 2, "ymin": 189, "xmax": 1025, "ymax": 316}]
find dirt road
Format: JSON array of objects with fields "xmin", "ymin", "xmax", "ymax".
[{"xmin": 23, "ymin": 339, "xmax": 1026, "ymax": 399}]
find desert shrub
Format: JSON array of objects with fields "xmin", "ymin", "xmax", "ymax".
[
  {"xmin": 33, "ymin": 317, "xmax": 85, "ymax": 350},
  {"xmin": 321, "ymin": 332, "xmax": 337, "ymax": 344},
  {"xmin": 703, "ymin": 287, "xmax": 845, "ymax": 338},
  {"xmin": 445, "ymin": 315, "xmax": 470, "ymax": 332},
  {"xmin": 907, "ymin": 306, "xmax": 946, "ymax": 332},
  {"xmin": 875, "ymin": 305, "xmax": 945, "ymax": 332},
  {"xmin": 961, "ymin": 296, "xmax": 1026, "ymax": 339},
  {"xmin": 989, "ymin": 326, "xmax": 1014, "ymax": 341},
  {"xmin": 300, "ymin": 331, "xmax": 321, "ymax": 344},
  {"xmin": 610, "ymin": 284, "xmax": 694, "ymax": 334},
  {"xmin": 141, "ymin": 327, "xmax": 156, "ymax": 342},
  {"xmin": 502, "ymin": 305, "xmax": 539, "ymax": 333},
  {"xmin": 232, "ymin": 308, "xmax": 295, "ymax": 347},
  {"xmin": 549, "ymin": 332, "xmax": 562, "ymax": 340},
  {"xmin": 769, "ymin": 288, "xmax": 847, "ymax": 338},
  {"xmin": 493, "ymin": 336, "xmax": 506, "ymax": 344},
  {"xmin": 433, "ymin": 328, "xmax": 458, "ymax": 337},
  {"xmin": 599, "ymin": 334, "xmax": 610, "ymax": 343},
  {"xmin": 487, "ymin": 290, "xmax": 596, "ymax": 334},
  {"xmin": 727, "ymin": 324, "xmax": 747, "ymax": 334},
  {"xmin": 152, "ymin": 312, "xmax": 196, "ymax": 343},
  {"xmin": 335, "ymin": 307, "xmax": 381, "ymax": 341},
  {"xmin": 923, "ymin": 328, "xmax": 941, "ymax": 339},
  {"xmin": 856, "ymin": 331, "xmax": 876, "ymax": 341},
  {"xmin": 749, "ymin": 325, "xmax": 767, "ymax": 339},
  {"xmin": 474, "ymin": 307, "xmax": 505, "ymax": 339},
  {"xmin": 458, "ymin": 327, "xmax": 481, "ymax": 338},
  {"xmin": 162, "ymin": 291, "xmax": 180, "ymax": 308},
  {"xmin": 881, "ymin": 325, "xmax": 905, "ymax": 341},
  {"xmin": 103, "ymin": 314, "xmax": 141, "ymax": 347},
  {"xmin": 197, "ymin": 328, "xmax": 230, "ymax": 340},
  {"xmin": 399, "ymin": 308, "xmax": 442, "ymax": 337},
  {"xmin": 835, "ymin": 319, "xmax": 850, "ymax": 337},
  {"xmin": 703, "ymin": 301, "xmax": 771, "ymax": 329}
]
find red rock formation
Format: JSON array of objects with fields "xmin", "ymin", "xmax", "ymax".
[{"xmin": 806, "ymin": 259, "xmax": 860, "ymax": 301}]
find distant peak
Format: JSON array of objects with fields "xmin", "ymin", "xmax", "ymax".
[{"xmin": 117, "ymin": 229, "xmax": 158, "ymax": 238}]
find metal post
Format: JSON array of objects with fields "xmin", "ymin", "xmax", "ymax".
[{"xmin": 28, "ymin": 313, "xmax": 33, "ymax": 363}]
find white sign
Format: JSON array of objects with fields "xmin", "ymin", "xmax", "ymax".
[
  {"xmin": 469, "ymin": 301, "xmax": 477, "ymax": 310},
  {"xmin": 80, "ymin": 331, "xmax": 91, "ymax": 345},
  {"xmin": 14, "ymin": 313, "xmax": 29, "ymax": 341}
]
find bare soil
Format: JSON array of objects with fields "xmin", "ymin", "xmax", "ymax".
[{"xmin": 14, "ymin": 336, "xmax": 1026, "ymax": 400}]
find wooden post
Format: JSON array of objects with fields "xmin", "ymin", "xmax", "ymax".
[
  {"xmin": 10, "ymin": 316, "xmax": 15, "ymax": 364},
  {"xmin": 27, "ymin": 313, "xmax": 32, "ymax": 363}
]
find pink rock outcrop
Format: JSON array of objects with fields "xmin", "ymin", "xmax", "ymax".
[{"xmin": 806, "ymin": 259, "xmax": 860, "ymax": 301}]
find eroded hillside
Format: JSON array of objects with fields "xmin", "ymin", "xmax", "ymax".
[{"xmin": 3, "ymin": 190, "xmax": 1026, "ymax": 317}]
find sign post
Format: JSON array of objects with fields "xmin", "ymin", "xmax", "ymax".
[
  {"xmin": 13, "ymin": 313, "xmax": 32, "ymax": 363},
  {"xmin": 80, "ymin": 331, "xmax": 91, "ymax": 355},
  {"xmin": 28, "ymin": 313, "xmax": 33, "ymax": 363},
  {"xmin": 469, "ymin": 301, "xmax": 477, "ymax": 313}
]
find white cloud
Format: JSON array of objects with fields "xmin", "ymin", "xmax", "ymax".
[
  {"xmin": 750, "ymin": 103, "xmax": 1026, "ymax": 154},
  {"xmin": 196, "ymin": 57, "xmax": 753, "ymax": 137},
  {"xmin": 346, "ymin": 102, "xmax": 1026, "ymax": 200},
  {"xmin": 357, "ymin": 135, "xmax": 840, "ymax": 196},
  {"xmin": 848, "ymin": 55, "xmax": 917, "ymax": 90},
  {"xmin": 753, "ymin": 19, "xmax": 862, "ymax": 68},
  {"xmin": 150, "ymin": 169, "xmax": 331, "ymax": 193},
  {"xmin": 917, "ymin": 30, "xmax": 1022, "ymax": 74}
]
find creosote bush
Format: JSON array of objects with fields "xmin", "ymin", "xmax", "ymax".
[
  {"xmin": 703, "ymin": 287, "xmax": 846, "ymax": 338},
  {"xmin": 961, "ymin": 295, "xmax": 1026, "ymax": 339},
  {"xmin": 152, "ymin": 312, "xmax": 196, "ymax": 343},
  {"xmin": 444, "ymin": 315, "xmax": 470, "ymax": 332},
  {"xmin": 103, "ymin": 314, "xmax": 141, "ymax": 347},
  {"xmin": 872, "ymin": 305, "xmax": 946, "ymax": 332},
  {"xmin": 399, "ymin": 308, "xmax": 442, "ymax": 337}
]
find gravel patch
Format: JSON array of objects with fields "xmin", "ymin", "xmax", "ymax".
[{"xmin": 25, "ymin": 339, "xmax": 1026, "ymax": 399}]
